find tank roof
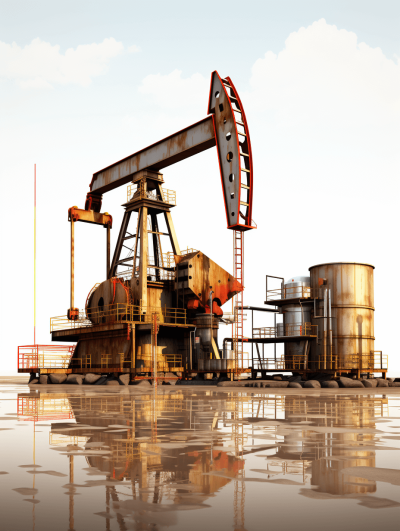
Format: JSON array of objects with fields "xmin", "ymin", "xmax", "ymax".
[{"xmin": 308, "ymin": 262, "xmax": 375, "ymax": 270}]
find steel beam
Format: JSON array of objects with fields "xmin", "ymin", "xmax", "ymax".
[{"xmin": 90, "ymin": 116, "xmax": 215, "ymax": 195}]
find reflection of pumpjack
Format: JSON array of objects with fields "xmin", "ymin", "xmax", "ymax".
[
  {"xmin": 18, "ymin": 391, "xmax": 388, "ymax": 528},
  {"xmin": 45, "ymin": 392, "xmax": 247, "ymax": 530}
]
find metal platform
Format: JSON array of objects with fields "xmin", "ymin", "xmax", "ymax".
[{"xmin": 244, "ymin": 335, "xmax": 317, "ymax": 344}]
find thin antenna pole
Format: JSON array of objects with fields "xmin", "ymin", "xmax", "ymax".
[{"xmin": 34, "ymin": 164, "xmax": 36, "ymax": 345}]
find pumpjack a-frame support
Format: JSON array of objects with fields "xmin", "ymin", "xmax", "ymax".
[{"xmin": 109, "ymin": 169, "xmax": 181, "ymax": 308}]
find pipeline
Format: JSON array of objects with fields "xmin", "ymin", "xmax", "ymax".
[{"xmin": 111, "ymin": 277, "xmax": 132, "ymax": 340}]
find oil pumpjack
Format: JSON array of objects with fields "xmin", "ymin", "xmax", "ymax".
[{"xmin": 50, "ymin": 71, "xmax": 255, "ymax": 381}]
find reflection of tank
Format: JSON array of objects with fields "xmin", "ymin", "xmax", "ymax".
[{"xmin": 275, "ymin": 395, "xmax": 381, "ymax": 495}]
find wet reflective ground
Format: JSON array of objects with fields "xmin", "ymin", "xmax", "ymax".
[{"xmin": 1, "ymin": 380, "xmax": 400, "ymax": 530}]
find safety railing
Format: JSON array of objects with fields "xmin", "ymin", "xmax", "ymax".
[
  {"xmin": 160, "ymin": 188, "xmax": 176, "ymax": 204},
  {"xmin": 181, "ymin": 247, "xmax": 199, "ymax": 256},
  {"xmin": 370, "ymin": 351, "xmax": 388, "ymax": 370},
  {"xmin": 49, "ymin": 434, "xmax": 89, "ymax": 447},
  {"xmin": 111, "ymin": 439, "xmax": 141, "ymax": 462},
  {"xmin": 252, "ymin": 356, "xmax": 307, "ymax": 371},
  {"xmin": 18, "ymin": 345, "xmax": 76, "ymax": 370},
  {"xmin": 127, "ymin": 184, "xmax": 177, "ymax": 205},
  {"xmin": 159, "ymin": 248, "xmax": 199, "ymax": 271},
  {"xmin": 234, "ymin": 351, "xmax": 251, "ymax": 370},
  {"xmin": 146, "ymin": 265, "xmax": 175, "ymax": 282},
  {"xmin": 266, "ymin": 286, "xmax": 320, "ymax": 302},
  {"xmin": 253, "ymin": 323, "xmax": 317, "ymax": 338},
  {"xmin": 165, "ymin": 354, "xmax": 184, "ymax": 370},
  {"xmin": 50, "ymin": 304, "xmax": 187, "ymax": 332},
  {"xmin": 70, "ymin": 355, "xmax": 92, "ymax": 369},
  {"xmin": 17, "ymin": 394, "xmax": 74, "ymax": 422},
  {"xmin": 310, "ymin": 355, "xmax": 342, "ymax": 371}
]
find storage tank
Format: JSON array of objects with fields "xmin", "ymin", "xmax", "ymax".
[
  {"xmin": 284, "ymin": 276, "xmax": 311, "ymax": 299},
  {"xmin": 282, "ymin": 277, "xmax": 312, "ymax": 358},
  {"xmin": 309, "ymin": 262, "xmax": 374, "ymax": 371}
]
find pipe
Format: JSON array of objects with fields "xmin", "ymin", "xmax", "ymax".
[
  {"xmin": 323, "ymin": 288, "xmax": 327, "ymax": 370},
  {"xmin": 70, "ymin": 220, "xmax": 75, "ymax": 309},
  {"xmin": 209, "ymin": 290, "xmax": 214, "ymax": 359},
  {"xmin": 328, "ymin": 289, "xmax": 332, "ymax": 369},
  {"xmin": 106, "ymin": 224, "xmax": 110, "ymax": 279},
  {"xmin": 223, "ymin": 337, "xmax": 233, "ymax": 358},
  {"xmin": 190, "ymin": 328, "xmax": 196, "ymax": 370}
]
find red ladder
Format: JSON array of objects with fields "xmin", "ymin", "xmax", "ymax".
[{"xmin": 233, "ymin": 230, "xmax": 244, "ymax": 376}]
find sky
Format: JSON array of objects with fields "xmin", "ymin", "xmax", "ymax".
[{"xmin": 0, "ymin": 1, "xmax": 399, "ymax": 375}]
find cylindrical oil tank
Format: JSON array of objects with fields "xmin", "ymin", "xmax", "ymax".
[
  {"xmin": 193, "ymin": 314, "xmax": 219, "ymax": 370},
  {"xmin": 284, "ymin": 276, "xmax": 311, "ymax": 299},
  {"xmin": 283, "ymin": 304, "xmax": 312, "ymax": 357},
  {"xmin": 309, "ymin": 262, "xmax": 374, "ymax": 370},
  {"xmin": 281, "ymin": 276, "xmax": 312, "ymax": 359}
]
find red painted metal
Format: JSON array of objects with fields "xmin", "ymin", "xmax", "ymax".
[
  {"xmin": 207, "ymin": 71, "xmax": 255, "ymax": 231},
  {"xmin": 18, "ymin": 345, "xmax": 76, "ymax": 371},
  {"xmin": 17, "ymin": 395, "xmax": 75, "ymax": 422},
  {"xmin": 34, "ymin": 163, "xmax": 36, "ymax": 346},
  {"xmin": 225, "ymin": 76, "xmax": 254, "ymax": 228},
  {"xmin": 233, "ymin": 231, "xmax": 244, "ymax": 374}
]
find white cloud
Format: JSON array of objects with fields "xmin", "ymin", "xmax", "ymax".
[
  {"xmin": 138, "ymin": 69, "xmax": 209, "ymax": 109},
  {"xmin": 136, "ymin": 20, "xmax": 400, "ymax": 151},
  {"xmin": 247, "ymin": 19, "xmax": 400, "ymax": 131},
  {"xmin": 128, "ymin": 44, "xmax": 141, "ymax": 53},
  {"xmin": 0, "ymin": 37, "xmax": 126, "ymax": 88}
]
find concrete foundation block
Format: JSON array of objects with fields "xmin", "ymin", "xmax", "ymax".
[
  {"xmin": 376, "ymin": 378, "xmax": 389, "ymax": 387},
  {"xmin": 261, "ymin": 381, "xmax": 289, "ymax": 388},
  {"xmin": 84, "ymin": 373, "xmax": 102, "ymax": 384},
  {"xmin": 339, "ymin": 377, "xmax": 364, "ymax": 388},
  {"xmin": 119, "ymin": 374, "xmax": 130, "ymax": 386},
  {"xmin": 49, "ymin": 373, "xmax": 67, "ymax": 384},
  {"xmin": 67, "ymin": 374, "xmax": 83, "ymax": 385},
  {"xmin": 288, "ymin": 382, "xmax": 302, "ymax": 388},
  {"xmin": 321, "ymin": 380, "xmax": 339, "ymax": 388},
  {"xmin": 362, "ymin": 379, "xmax": 378, "ymax": 388},
  {"xmin": 304, "ymin": 380, "xmax": 321, "ymax": 388}
]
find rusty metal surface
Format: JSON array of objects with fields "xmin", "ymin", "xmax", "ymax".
[
  {"xmin": 208, "ymin": 72, "xmax": 254, "ymax": 230},
  {"xmin": 309, "ymin": 262, "xmax": 375, "ymax": 369},
  {"xmin": 90, "ymin": 116, "xmax": 215, "ymax": 195},
  {"xmin": 68, "ymin": 207, "xmax": 112, "ymax": 227},
  {"xmin": 174, "ymin": 250, "xmax": 242, "ymax": 313},
  {"xmin": 88, "ymin": 71, "xmax": 254, "ymax": 233}
]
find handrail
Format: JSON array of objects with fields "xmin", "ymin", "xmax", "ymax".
[
  {"xmin": 266, "ymin": 286, "xmax": 320, "ymax": 301},
  {"xmin": 252, "ymin": 353, "xmax": 388, "ymax": 371},
  {"xmin": 18, "ymin": 345, "xmax": 76, "ymax": 370},
  {"xmin": 50, "ymin": 304, "xmax": 187, "ymax": 332},
  {"xmin": 253, "ymin": 323, "xmax": 317, "ymax": 338},
  {"xmin": 127, "ymin": 184, "xmax": 176, "ymax": 205}
]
